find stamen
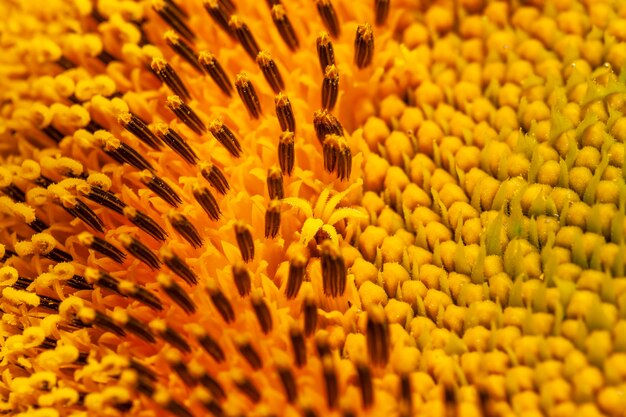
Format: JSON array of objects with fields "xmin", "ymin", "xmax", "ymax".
[
  {"xmin": 149, "ymin": 319, "xmax": 191, "ymax": 352},
  {"xmin": 63, "ymin": 197, "xmax": 105, "ymax": 232},
  {"xmin": 233, "ymin": 373, "xmax": 261, "ymax": 403},
  {"xmin": 267, "ymin": 166, "xmax": 284, "ymax": 200},
  {"xmin": 151, "ymin": 57, "xmax": 191, "ymax": 101},
  {"xmin": 192, "ymin": 328, "xmax": 226, "ymax": 363},
  {"xmin": 78, "ymin": 232, "xmax": 126, "ymax": 264},
  {"xmin": 322, "ymin": 357, "xmax": 339, "ymax": 409},
  {"xmin": 198, "ymin": 51, "xmax": 233, "ymax": 97},
  {"xmin": 99, "ymin": 134, "xmax": 155, "ymax": 172},
  {"xmin": 313, "ymin": 109, "xmax": 343, "ymax": 144},
  {"xmin": 56, "ymin": 55, "xmax": 75, "ymax": 70},
  {"xmin": 235, "ymin": 73, "xmax": 262, "ymax": 119},
  {"xmin": 39, "ymin": 294, "xmax": 62, "ymax": 311},
  {"xmin": 13, "ymin": 276, "xmax": 32, "ymax": 290},
  {"xmin": 42, "ymin": 125, "xmax": 65, "ymax": 142},
  {"xmin": 158, "ymin": 273, "xmax": 197, "ymax": 314},
  {"xmin": 67, "ymin": 274, "xmax": 93, "ymax": 291},
  {"xmin": 285, "ymin": 254, "xmax": 307, "ymax": 299},
  {"xmin": 2, "ymin": 184, "xmax": 25, "ymax": 202},
  {"xmin": 154, "ymin": 123, "xmax": 199, "ymax": 165},
  {"xmin": 165, "ymin": 350, "xmax": 196, "ymax": 387},
  {"xmin": 199, "ymin": 162, "xmax": 230, "ymax": 195},
  {"xmin": 152, "ymin": 0, "xmax": 196, "ymax": 41},
  {"xmin": 275, "ymin": 93, "xmax": 295, "ymax": 133},
  {"xmin": 202, "ymin": 0, "xmax": 234, "ymax": 38},
  {"xmin": 77, "ymin": 307, "xmax": 125, "ymax": 336},
  {"xmin": 271, "ymin": 4, "xmax": 299, "ymax": 51},
  {"xmin": 219, "ymin": 0, "xmax": 236, "ymax": 13},
  {"xmin": 320, "ymin": 241, "xmax": 346, "ymax": 297},
  {"xmin": 265, "ymin": 199, "xmax": 281, "ymax": 239},
  {"xmin": 124, "ymin": 206, "xmax": 168, "ymax": 242},
  {"xmin": 161, "ymin": 247, "xmax": 198, "ymax": 285},
  {"xmin": 119, "ymin": 234, "xmax": 162, "ymax": 270},
  {"xmin": 139, "ymin": 170, "xmax": 182, "ymax": 207},
  {"xmin": 164, "ymin": 31, "xmax": 203, "ymax": 73},
  {"xmin": 400, "ymin": 374, "xmax": 412, "ymax": 414},
  {"xmin": 206, "ymin": 279, "xmax": 235, "ymax": 323},
  {"xmin": 322, "ymin": 65, "xmax": 339, "ymax": 111},
  {"xmin": 155, "ymin": 393, "xmax": 195, "ymax": 417},
  {"xmin": 289, "ymin": 326, "xmax": 306, "ymax": 367},
  {"xmin": 303, "ymin": 294, "xmax": 318, "ymax": 337},
  {"xmin": 198, "ymin": 372, "xmax": 227, "ymax": 401},
  {"xmin": 229, "ymin": 15, "xmax": 261, "ymax": 60},
  {"xmin": 323, "ymin": 134, "xmax": 352, "ymax": 180},
  {"xmin": 278, "ymin": 132, "xmax": 295, "ymax": 176},
  {"xmin": 193, "ymin": 184, "xmax": 221, "ymax": 221},
  {"xmin": 315, "ymin": 330, "xmax": 331, "ymax": 358},
  {"xmin": 113, "ymin": 310, "xmax": 156, "ymax": 343},
  {"xmin": 366, "ymin": 305, "xmax": 390, "ymax": 367},
  {"xmin": 231, "ymin": 262, "xmax": 251, "ymax": 296},
  {"xmin": 236, "ymin": 337, "xmax": 263, "ymax": 370},
  {"xmin": 167, "ymin": 212, "xmax": 203, "ymax": 248},
  {"xmin": 83, "ymin": 186, "xmax": 126, "ymax": 214},
  {"xmin": 357, "ymin": 364, "xmax": 374, "ymax": 408},
  {"xmin": 28, "ymin": 217, "xmax": 49, "ymax": 233},
  {"xmin": 316, "ymin": 32, "xmax": 335, "ymax": 74},
  {"xmin": 374, "ymin": 0, "xmax": 390, "ymax": 25},
  {"xmin": 165, "ymin": 0, "xmax": 189, "ymax": 19},
  {"xmin": 277, "ymin": 366, "xmax": 297, "ymax": 403},
  {"xmin": 86, "ymin": 268, "xmax": 162, "ymax": 310},
  {"xmin": 166, "ymin": 95, "xmax": 207, "ymax": 136},
  {"xmin": 208, "ymin": 119, "xmax": 242, "ymax": 157},
  {"xmin": 354, "ymin": 23, "xmax": 374, "ymax": 69},
  {"xmin": 130, "ymin": 359, "xmax": 159, "ymax": 382},
  {"xmin": 257, "ymin": 51, "xmax": 284, "ymax": 94},
  {"xmin": 118, "ymin": 112, "xmax": 162, "ymax": 150},
  {"xmin": 316, "ymin": 0, "xmax": 341, "ymax": 38},
  {"xmin": 235, "ymin": 221, "xmax": 255, "ymax": 263},
  {"xmin": 251, "ymin": 292, "xmax": 273, "ymax": 334}
]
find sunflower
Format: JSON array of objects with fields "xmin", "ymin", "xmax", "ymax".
[{"xmin": 1, "ymin": 0, "xmax": 626, "ymax": 416}]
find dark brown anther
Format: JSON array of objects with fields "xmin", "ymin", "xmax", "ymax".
[
  {"xmin": 78, "ymin": 232, "xmax": 126, "ymax": 264},
  {"xmin": 200, "ymin": 162, "xmax": 229, "ymax": 195},
  {"xmin": 139, "ymin": 170, "xmax": 182, "ymax": 207},
  {"xmin": 102, "ymin": 138, "xmax": 155, "ymax": 172},
  {"xmin": 119, "ymin": 234, "xmax": 162, "ymax": 270},
  {"xmin": 164, "ymin": 31, "xmax": 203, "ymax": 73},
  {"xmin": 231, "ymin": 262, "xmax": 251, "ymax": 296},
  {"xmin": 356, "ymin": 364, "xmax": 374, "ymax": 408},
  {"xmin": 158, "ymin": 273, "xmax": 196, "ymax": 314},
  {"xmin": 316, "ymin": 32, "xmax": 335, "ymax": 74},
  {"xmin": 167, "ymin": 354, "xmax": 196, "ymax": 387},
  {"xmin": 284, "ymin": 254, "xmax": 306, "ymax": 299},
  {"xmin": 96, "ymin": 50, "xmax": 117, "ymax": 65},
  {"xmin": 193, "ymin": 184, "xmax": 221, "ymax": 221},
  {"xmin": 313, "ymin": 109, "xmax": 343, "ymax": 144},
  {"xmin": 315, "ymin": 331, "xmax": 331, "ymax": 358},
  {"xmin": 208, "ymin": 119, "xmax": 242, "ymax": 157},
  {"xmin": 67, "ymin": 274, "xmax": 93, "ymax": 291},
  {"xmin": 236, "ymin": 338, "xmax": 263, "ymax": 370},
  {"xmin": 28, "ymin": 217, "xmax": 49, "ymax": 233},
  {"xmin": 320, "ymin": 241, "xmax": 346, "ymax": 297},
  {"xmin": 165, "ymin": 0, "xmax": 189, "ymax": 19},
  {"xmin": 206, "ymin": 280, "xmax": 235, "ymax": 323},
  {"xmin": 303, "ymin": 408, "xmax": 319, "ymax": 417},
  {"xmin": 354, "ymin": 23, "xmax": 374, "ymax": 69},
  {"xmin": 278, "ymin": 132, "xmax": 295, "ymax": 176},
  {"xmin": 85, "ymin": 268, "xmax": 162, "ymax": 310},
  {"xmin": 124, "ymin": 206, "xmax": 168, "ymax": 242},
  {"xmin": 150, "ymin": 319, "xmax": 191, "ymax": 353},
  {"xmin": 289, "ymin": 326, "xmax": 306, "ymax": 367},
  {"xmin": 116, "ymin": 312, "xmax": 156, "ymax": 343},
  {"xmin": 153, "ymin": 0, "xmax": 196, "ymax": 41},
  {"xmin": 42, "ymin": 125, "xmax": 64, "ymax": 142},
  {"xmin": 2, "ymin": 184, "xmax": 25, "ymax": 202},
  {"xmin": 271, "ymin": 4, "xmax": 299, "ymax": 51},
  {"xmin": 118, "ymin": 112, "xmax": 162, "ymax": 150},
  {"xmin": 154, "ymin": 123, "xmax": 199, "ymax": 165},
  {"xmin": 251, "ymin": 292, "xmax": 273, "ymax": 334},
  {"xmin": 257, "ymin": 51, "xmax": 284, "ymax": 94},
  {"xmin": 265, "ymin": 199, "xmax": 281, "ymax": 239},
  {"xmin": 151, "ymin": 57, "xmax": 191, "ymax": 101},
  {"xmin": 235, "ymin": 221, "xmax": 254, "ymax": 263},
  {"xmin": 194, "ymin": 330, "xmax": 226, "ymax": 362},
  {"xmin": 322, "ymin": 65, "xmax": 339, "ymax": 111},
  {"xmin": 198, "ymin": 51, "xmax": 233, "ymax": 97},
  {"xmin": 322, "ymin": 357, "xmax": 339, "ymax": 409},
  {"xmin": 38, "ymin": 294, "xmax": 61, "ymax": 311},
  {"xmin": 198, "ymin": 372, "xmax": 226, "ymax": 401},
  {"xmin": 219, "ymin": 0, "xmax": 236, "ymax": 13},
  {"xmin": 303, "ymin": 295, "xmax": 318, "ymax": 337},
  {"xmin": 267, "ymin": 167, "xmax": 284, "ymax": 200},
  {"xmin": 366, "ymin": 305, "xmax": 390, "ymax": 367},
  {"xmin": 12, "ymin": 276, "xmax": 32, "ymax": 290},
  {"xmin": 233, "ymin": 373, "xmax": 261, "ymax": 403},
  {"xmin": 229, "ymin": 15, "xmax": 261, "ymax": 60},
  {"xmin": 167, "ymin": 212, "xmax": 203, "ymax": 248},
  {"xmin": 375, "ymin": 0, "xmax": 390, "ymax": 25},
  {"xmin": 323, "ymin": 134, "xmax": 352, "ymax": 180},
  {"xmin": 275, "ymin": 93, "xmax": 295, "ymax": 133},
  {"xmin": 277, "ymin": 366, "xmax": 297, "ymax": 403},
  {"xmin": 161, "ymin": 247, "xmax": 198, "ymax": 285},
  {"xmin": 203, "ymin": 0, "xmax": 235, "ymax": 38},
  {"xmin": 63, "ymin": 198, "xmax": 105, "ymax": 232},
  {"xmin": 163, "ymin": 398, "xmax": 194, "ymax": 417},
  {"xmin": 89, "ymin": 310, "xmax": 126, "ymax": 336},
  {"xmin": 129, "ymin": 359, "xmax": 158, "ymax": 382},
  {"xmin": 56, "ymin": 55, "xmax": 75, "ymax": 70},
  {"xmin": 316, "ymin": 0, "xmax": 341, "ymax": 38},
  {"xmin": 400, "ymin": 373, "xmax": 412, "ymax": 415},
  {"xmin": 84, "ymin": 186, "xmax": 126, "ymax": 214},
  {"xmin": 166, "ymin": 95, "xmax": 207, "ymax": 135},
  {"xmin": 235, "ymin": 73, "xmax": 262, "ymax": 119},
  {"xmin": 45, "ymin": 248, "xmax": 73, "ymax": 263}
]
